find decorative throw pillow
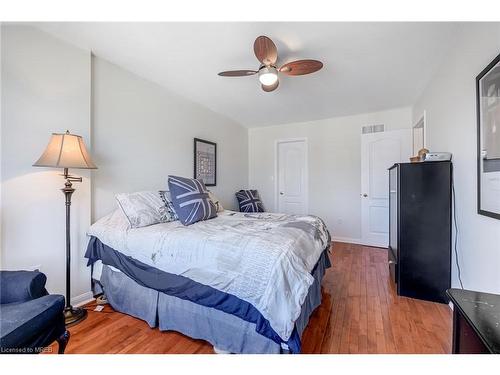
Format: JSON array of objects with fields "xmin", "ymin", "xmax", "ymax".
[
  {"xmin": 115, "ymin": 191, "xmax": 172, "ymax": 228},
  {"xmin": 168, "ymin": 175, "xmax": 217, "ymax": 226},
  {"xmin": 235, "ymin": 190, "xmax": 265, "ymax": 212},
  {"xmin": 208, "ymin": 191, "xmax": 224, "ymax": 212},
  {"xmin": 158, "ymin": 190, "xmax": 179, "ymax": 221}
]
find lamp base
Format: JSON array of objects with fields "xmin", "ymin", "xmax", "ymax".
[{"xmin": 64, "ymin": 306, "xmax": 87, "ymax": 327}]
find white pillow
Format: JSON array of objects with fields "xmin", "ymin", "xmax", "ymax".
[
  {"xmin": 208, "ymin": 191, "xmax": 224, "ymax": 212},
  {"xmin": 115, "ymin": 191, "xmax": 170, "ymax": 228}
]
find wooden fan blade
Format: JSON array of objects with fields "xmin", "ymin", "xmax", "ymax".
[
  {"xmin": 279, "ymin": 60, "xmax": 323, "ymax": 76},
  {"xmin": 218, "ymin": 70, "xmax": 257, "ymax": 77},
  {"xmin": 254, "ymin": 36, "xmax": 278, "ymax": 66},
  {"xmin": 261, "ymin": 80, "xmax": 279, "ymax": 92}
]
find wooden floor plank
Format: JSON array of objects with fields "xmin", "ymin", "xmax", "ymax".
[{"xmin": 46, "ymin": 242, "xmax": 452, "ymax": 354}]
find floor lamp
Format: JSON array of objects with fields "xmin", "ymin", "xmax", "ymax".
[{"xmin": 33, "ymin": 130, "xmax": 97, "ymax": 326}]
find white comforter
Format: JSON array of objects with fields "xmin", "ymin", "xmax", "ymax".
[{"xmin": 87, "ymin": 209, "xmax": 330, "ymax": 341}]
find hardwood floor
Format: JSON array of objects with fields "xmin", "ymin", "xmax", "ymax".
[{"xmin": 48, "ymin": 242, "xmax": 452, "ymax": 354}]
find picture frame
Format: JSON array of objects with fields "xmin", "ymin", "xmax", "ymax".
[
  {"xmin": 476, "ymin": 52, "xmax": 500, "ymax": 220},
  {"xmin": 194, "ymin": 138, "xmax": 217, "ymax": 186}
]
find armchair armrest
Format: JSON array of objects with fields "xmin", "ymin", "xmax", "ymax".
[{"xmin": 0, "ymin": 271, "xmax": 48, "ymax": 304}]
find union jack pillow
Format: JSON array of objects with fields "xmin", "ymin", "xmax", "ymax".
[
  {"xmin": 168, "ymin": 175, "xmax": 217, "ymax": 226},
  {"xmin": 235, "ymin": 190, "xmax": 265, "ymax": 213}
]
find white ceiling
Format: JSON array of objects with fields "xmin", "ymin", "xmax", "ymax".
[{"xmin": 33, "ymin": 22, "xmax": 458, "ymax": 127}]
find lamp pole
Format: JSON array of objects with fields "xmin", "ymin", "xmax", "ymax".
[{"xmin": 61, "ymin": 167, "xmax": 86, "ymax": 325}]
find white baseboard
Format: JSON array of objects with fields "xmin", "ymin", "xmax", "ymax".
[
  {"xmin": 72, "ymin": 291, "xmax": 94, "ymax": 307},
  {"xmin": 332, "ymin": 237, "xmax": 390, "ymax": 248},
  {"xmin": 332, "ymin": 236, "xmax": 364, "ymax": 245}
]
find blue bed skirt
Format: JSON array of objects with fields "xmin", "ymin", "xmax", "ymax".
[{"xmin": 86, "ymin": 237, "xmax": 331, "ymax": 353}]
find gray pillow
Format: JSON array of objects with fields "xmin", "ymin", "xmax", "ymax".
[
  {"xmin": 115, "ymin": 191, "xmax": 173, "ymax": 228},
  {"xmin": 167, "ymin": 175, "xmax": 217, "ymax": 226}
]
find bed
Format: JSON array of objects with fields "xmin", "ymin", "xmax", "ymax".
[{"xmin": 85, "ymin": 209, "xmax": 331, "ymax": 354}]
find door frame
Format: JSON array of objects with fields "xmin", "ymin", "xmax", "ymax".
[
  {"xmin": 274, "ymin": 138, "xmax": 309, "ymax": 213},
  {"xmin": 412, "ymin": 110, "xmax": 427, "ymax": 155}
]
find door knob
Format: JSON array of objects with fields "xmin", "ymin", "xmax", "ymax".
[
  {"xmin": 362, "ymin": 193, "xmax": 368, "ymax": 197},
  {"xmin": 279, "ymin": 192, "xmax": 284, "ymax": 195}
]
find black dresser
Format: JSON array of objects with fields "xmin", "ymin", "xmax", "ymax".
[{"xmin": 388, "ymin": 161, "xmax": 452, "ymax": 304}]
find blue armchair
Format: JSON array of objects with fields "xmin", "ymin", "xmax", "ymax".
[{"xmin": 0, "ymin": 271, "xmax": 69, "ymax": 354}]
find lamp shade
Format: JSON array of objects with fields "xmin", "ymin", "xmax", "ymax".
[{"xmin": 33, "ymin": 131, "xmax": 97, "ymax": 169}]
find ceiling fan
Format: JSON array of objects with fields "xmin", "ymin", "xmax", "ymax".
[{"xmin": 218, "ymin": 35, "xmax": 323, "ymax": 92}]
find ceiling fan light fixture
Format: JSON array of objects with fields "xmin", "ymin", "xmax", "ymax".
[
  {"xmin": 217, "ymin": 35, "xmax": 323, "ymax": 93},
  {"xmin": 258, "ymin": 66, "xmax": 278, "ymax": 86}
]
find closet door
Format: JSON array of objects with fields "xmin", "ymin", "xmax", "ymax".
[
  {"xmin": 361, "ymin": 129, "xmax": 412, "ymax": 247},
  {"xmin": 276, "ymin": 139, "xmax": 308, "ymax": 214}
]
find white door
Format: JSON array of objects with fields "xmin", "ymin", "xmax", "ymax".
[
  {"xmin": 361, "ymin": 129, "xmax": 412, "ymax": 247},
  {"xmin": 276, "ymin": 139, "xmax": 308, "ymax": 214}
]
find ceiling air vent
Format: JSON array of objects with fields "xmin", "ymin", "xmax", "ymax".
[{"xmin": 362, "ymin": 124, "xmax": 385, "ymax": 134}]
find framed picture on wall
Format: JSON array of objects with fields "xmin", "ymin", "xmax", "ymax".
[
  {"xmin": 476, "ymin": 52, "xmax": 500, "ymax": 220},
  {"xmin": 194, "ymin": 138, "xmax": 217, "ymax": 186}
]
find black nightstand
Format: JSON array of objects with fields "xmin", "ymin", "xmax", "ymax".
[{"xmin": 447, "ymin": 288, "xmax": 500, "ymax": 354}]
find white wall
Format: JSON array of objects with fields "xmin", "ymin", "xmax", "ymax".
[
  {"xmin": 249, "ymin": 107, "xmax": 412, "ymax": 242},
  {"xmin": 91, "ymin": 57, "xmax": 248, "ymax": 220},
  {"xmin": 1, "ymin": 26, "xmax": 249, "ymax": 304},
  {"xmin": 413, "ymin": 23, "xmax": 500, "ymax": 293},
  {"xmin": 1, "ymin": 25, "xmax": 92, "ymax": 303}
]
